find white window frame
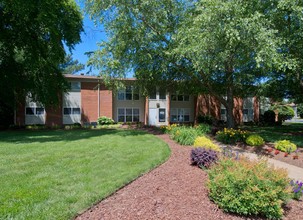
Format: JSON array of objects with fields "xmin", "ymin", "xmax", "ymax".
[
  {"xmin": 117, "ymin": 108, "xmax": 140, "ymax": 122},
  {"xmin": 170, "ymin": 108, "xmax": 190, "ymax": 122},
  {"xmin": 118, "ymin": 86, "xmax": 139, "ymax": 101},
  {"xmin": 171, "ymin": 94, "xmax": 189, "ymax": 102},
  {"xmin": 25, "ymin": 107, "xmax": 45, "ymax": 115},
  {"xmin": 63, "ymin": 107, "xmax": 81, "ymax": 115}
]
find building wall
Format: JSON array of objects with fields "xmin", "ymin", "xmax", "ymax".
[
  {"xmin": 81, "ymin": 82, "xmax": 113, "ymax": 123},
  {"xmin": 24, "ymin": 97, "xmax": 45, "ymax": 125},
  {"xmin": 170, "ymin": 95, "xmax": 195, "ymax": 123},
  {"xmin": 148, "ymin": 92, "xmax": 169, "ymax": 126}
]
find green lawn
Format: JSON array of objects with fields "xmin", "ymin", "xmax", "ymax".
[
  {"xmin": 242, "ymin": 123, "xmax": 303, "ymax": 147},
  {"xmin": 0, "ymin": 129, "xmax": 170, "ymax": 219}
]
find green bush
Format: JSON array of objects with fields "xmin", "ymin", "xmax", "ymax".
[
  {"xmin": 195, "ymin": 123, "xmax": 211, "ymax": 134},
  {"xmin": 297, "ymin": 104, "xmax": 303, "ymax": 118},
  {"xmin": 97, "ymin": 116, "xmax": 115, "ymax": 125},
  {"xmin": 208, "ymin": 158, "xmax": 291, "ymax": 219},
  {"xmin": 215, "ymin": 128, "xmax": 249, "ymax": 144},
  {"xmin": 274, "ymin": 140, "xmax": 297, "ymax": 153},
  {"xmin": 197, "ymin": 114, "xmax": 214, "ymax": 125},
  {"xmin": 193, "ymin": 136, "xmax": 221, "ymax": 152},
  {"xmin": 170, "ymin": 125, "xmax": 210, "ymax": 145},
  {"xmin": 245, "ymin": 134, "xmax": 265, "ymax": 146},
  {"xmin": 271, "ymin": 105, "xmax": 295, "ymax": 122},
  {"xmin": 263, "ymin": 110, "xmax": 276, "ymax": 125}
]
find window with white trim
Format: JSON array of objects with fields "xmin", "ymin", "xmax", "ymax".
[
  {"xmin": 170, "ymin": 108, "xmax": 190, "ymax": 122},
  {"xmin": 118, "ymin": 108, "xmax": 140, "ymax": 122},
  {"xmin": 118, "ymin": 86, "xmax": 139, "ymax": 100},
  {"xmin": 70, "ymin": 82, "xmax": 81, "ymax": 92},
  {"xmin": 171, "ymin": 94, "xmax": 189, "ymax": 101},
  {"xmin": 26, "ymin": 107, "xmax": 45, "ymax": 115},
  {"xmin": 63, "ymin": 107, "xmax": 81, "ymax": 115}
]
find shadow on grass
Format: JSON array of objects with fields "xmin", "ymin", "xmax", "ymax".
[{"xmin": 0, "ymin": 129, "xmax": 149, "ymax": 144}]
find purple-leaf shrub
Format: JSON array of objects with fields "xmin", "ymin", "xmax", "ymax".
[{"xmin": 191, "ymin": 147, "xmax": 218, "ymax": 168}]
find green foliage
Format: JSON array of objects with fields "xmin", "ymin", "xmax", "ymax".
[
  {"xmin": 0, "ymin": 0, "xmax": 83, "ymax": 109},
  {"xmin": 193, "ymin": 136, "xmax": 221, "ymax": 152},
  {"xmin": 208, "ymin": 158, "xmax": 291, "ymax": 219},
  {"xmin": 270, "ymin": 105, "xmax": 295, "ymax": 122},
  {"xmin": 245, "ymin": 134, "xmax": 265, "ymax": 146},
  {"xmin": 60, "ymin": 54, "xmax": 85, "ymax": 75},
  {"xmin": 297, "ymin": 104, "xmax": 303, "ymax": 118},
  {"xmin": 263, "ymin": 110, "xmax": 276, "ymax": 125},
  {"xmin": 195, "ymin": 124, "xmax": 211, "ymax": 134},
  {"xmin": 197, "ymin": 115, "xmax": 214, "ymax": 125},
  {"xmin": 97, "ymin": 116, "xmax": 115, "ymax": 125},
  {"xmin": 170, "ymin": 125, "xmax": 210, "ymax": 145},
  {"xmin": 274, "ymin": 140, "xmax": 297, "ymax": 153},
  {"xmin": 216, "ymin": 128, "xmax": 249, "ymax": 144}
]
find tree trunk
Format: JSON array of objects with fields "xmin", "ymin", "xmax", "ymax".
[{"xmin": 226, "ymin": 87, "xmax": 235, "ymax": 128}]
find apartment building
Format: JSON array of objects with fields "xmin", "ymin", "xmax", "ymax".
[{"xmin": 16, "ymin": 74, "xmax": 260, "ymax": 126}]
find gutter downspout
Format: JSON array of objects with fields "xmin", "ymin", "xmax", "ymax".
[{"xmin": 98, "ymin": 80, "xmax": 100, "ymax": 118}]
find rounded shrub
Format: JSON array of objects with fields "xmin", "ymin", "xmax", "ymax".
[
  {"xmin": 208, "ymin": 158, "xmax": 291, "ymax": 219},
  {"xmin": 97, "ymin": 116, "xmax": 115, "ymax": 125},
  {"xmin": 274, "ymin": 140, "xmax": 297, "ymax": 153},
  {"xmin": 263, "ymin": 110, "xmax": 276, "ymax": 125},
  {"xmin": 191, "ymin": 148, "xmax": 219, "ymax": 168},
  {"xmin": 194, "ymin": 136, "xmax": 221, "ymax": 152},
  {"xmin": 245, "ymin": 134, "xmax": 265, "ymax": 146}
]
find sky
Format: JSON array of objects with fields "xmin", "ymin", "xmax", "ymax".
[{"xmin": 68, "ymin": 1, "xmax": 107, "ymax": 75}]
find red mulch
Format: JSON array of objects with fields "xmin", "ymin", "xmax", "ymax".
[{"xmin": 75, "ymin": 132, "xmax": 303, "ymax": 220}]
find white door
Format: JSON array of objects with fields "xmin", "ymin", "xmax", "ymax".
[{"xmin": 149, "ymin": 109, "xmax": 158, "ymax": 126}]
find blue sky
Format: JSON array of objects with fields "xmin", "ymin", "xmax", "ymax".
[{"xmin": 68, "ymin": 1, "xmax": 107, "ymax": 75}]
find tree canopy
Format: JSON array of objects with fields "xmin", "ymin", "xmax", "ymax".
[
  {"xmin": 85, "ymin": 0, "xmax": 303, "ymax": 127},
  {"xmin": 60, "ymin": 54, "xmax": 85, "ymax": 75},
  {"xmin": 0, "ymin": 0, "xmax": 83, "ymax": 115}
]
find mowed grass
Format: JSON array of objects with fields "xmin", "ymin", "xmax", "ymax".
[
  {"xmin": 0, "ymin": 129, "xmax": 170, "ymax": 219},
  {"xmin": 242, "ymin": 123, "xmax": 303, "ymax": 147}
]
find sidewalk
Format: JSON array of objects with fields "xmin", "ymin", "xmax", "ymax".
[{"xmin": 242, "ymin": 151, "xmax": 303, "ymax": 182}]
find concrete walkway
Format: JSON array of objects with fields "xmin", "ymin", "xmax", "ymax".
[{"xmin": 241, "ymin": 151, "xmax": 303, "ymax": 182}]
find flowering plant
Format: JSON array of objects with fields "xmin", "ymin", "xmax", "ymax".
[
  {"xmin": 216, "ymin": 128, "xmax": 249, "ymax": 144},
  {"xmin": 290, "ymin": 180, "xmax": 303, "ymax": 200}
]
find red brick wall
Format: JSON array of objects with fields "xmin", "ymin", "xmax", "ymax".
[
  {"xmin": 253, "ymin": 97, "xmax": 260, "ymax": 122},
  {"xmin": 81, "ymin": 82, "xmax": 113, "ymax": 123},
  {"xmin": 45, "ymin": 105, "xmax": 62, "ymax": 127}
]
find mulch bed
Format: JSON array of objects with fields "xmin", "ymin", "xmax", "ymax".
[{"xmin": 75, "ymin": 131, "xmax": 303, "ymax": 220}]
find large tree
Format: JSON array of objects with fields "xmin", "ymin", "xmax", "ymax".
[
  {"xmin": 0, "ymin": 0, "xmax": 83, "ymax": 125},
  {"xmin": 85, "ymin": 0, "xmax": 292, "ymax": 128}
]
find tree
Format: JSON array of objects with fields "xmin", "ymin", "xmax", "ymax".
[
  {"xmin": 85, "ymin": 0, "xmax": 285, "ymax": 128},
  {"xmin": 261, "ymin": 1, "xmax": 303, "ymax": 103},
  {"xmin": 0, "ymin": 0, "xmax": 83, "ymax": 126},
  {"xmin": 60, "ymin": 54, "xmax": 85, "ymax": 75}
]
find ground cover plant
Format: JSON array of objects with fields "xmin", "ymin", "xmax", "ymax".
[
  {"xmin": 242, "ymin": 123, "xmax": 303, "ymax": 147},
  {"xmin": 0, "ymin": 129, "xmax": 170, "ymax": 219},
  {"xmin": 245, "ymin": 134, "xmax": 265, "ymax": 146},
  {"xmin": 193, "ymin": 136, "xmax": 221, "ymax": 152},
  {"xmin": 208, "ymin": 157, "xmax": 291, "ymax": 219},
  {"xmin": 191, "ymin": 148, "xmax": 219, "ymax": 168},
  {"xmin": 274, "ymin": 140, "xmax": 297, "ymax": 153},
  {"xmin": 169, "ymin": 124, "xmax": 211, "ymax": 145}
]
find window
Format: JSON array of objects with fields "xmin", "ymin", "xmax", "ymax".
[
  {"xmin": 70, "ymin": 82, "xmax": 81, "ymax": 91},
  {"xmin": 221, "ymin": 109, "xmax": 226, "ymax": 115},
  {"xmin": 118, "ymin": 86, "xmax": 139, "ymax": 100},
  {"xmin": 64, "ymin": 107, "xmax": 81, "ymax": 115},
  {"xmin": 171, "ymin": 94, "xmax": 189, "ymax": 101},
  {"xmin": 149, "ymin": 88, "xmax": 157, "ymax": 100},
  {"xmin": 159, "ymin": 108, "xmax": 166, "ymax": 122},
  {"xmin": 159, "ymin": 89, "xmax": 166, "ymax": 100},
  {"xmin": 26, "ymin": 107, "xmax": 45, "ymax": 115},
  {"xmin": 170, "ymin": 108, "xmax": 190, "ymax": 122},
  {"xmin": 117, "ymin": 108, "xmax": 140, "ymax": 122}
]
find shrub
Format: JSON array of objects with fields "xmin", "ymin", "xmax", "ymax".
[
  {"xmin": 215, "ymin": 128, "xmax": 249, "ymax": 144},
  {"xmin": 271, "ymin": 105, "xmax": 295, "ymax": 122},
  {"xmin": 263, "ymin": 110, "xmax": 276, "ymax": 125},
  {"xmin": 170, "ymin": 125, "xmax": 210, "ymax": 145},
  {"xmin": 193, "ymin": 136, "xmax": 221, "ymax": 152},
  {"xmin": 297, "ymin": 103, "xmax": 303, "ymax": 118},
  {"xmin": 290, "ymin": 180, "xmax": 303, "ymax": 200},
  {"xmin": 208, "ymin": 158, "xmax": 291, "ymax": 219},
  {"xmin": 97, "ymin": 116, "xmax": 115, "ymax": 125},
  {"xmin": 245, "ymin": 134, "xmax": 265, "ymax": 146},
  {"xmin": 191, "ymin": 148, "xmax": 219, "ymax": 168},
  {"xmin": 274, "ymin": 140, "xmax": 297, "ymax": 153},
  {"xmin": 195, "ymin": 123, "xmax": 211, "ymax": 134},
  {"xmin": 197, "ymin": 114, "xmax": 214, "ymax": 125}
]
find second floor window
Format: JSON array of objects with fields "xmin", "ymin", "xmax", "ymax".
[
  {"xmin": 171, "ymin": 94, "xmax": 189, "ymax": 101},
  {"xmin": 118, "ymin": 86, "xmax": 139, "ymax": 101}
]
